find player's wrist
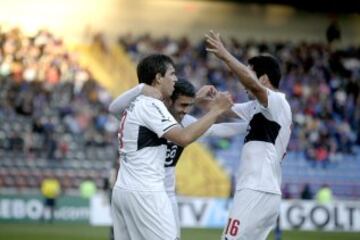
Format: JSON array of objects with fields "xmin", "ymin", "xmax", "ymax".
[{"xmin": 209, "ymin": 106, "xmax": 224, "ymax": 117}]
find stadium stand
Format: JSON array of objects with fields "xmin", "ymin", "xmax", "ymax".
[
  {"xmin": 117, "ymin": 34, "xmax": 360, "ymax": 199},
  {"xmin": 0, "ymin": 28, "xmax": 115, "ymax": 191},
  {"xmin": 1, "ymin": 27, "xmax": 359, "ymax": 199}
]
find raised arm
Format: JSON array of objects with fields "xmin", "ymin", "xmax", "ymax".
[{"xmin": 205, "ymin": 31, "xmax": 268, "ymax": 107}]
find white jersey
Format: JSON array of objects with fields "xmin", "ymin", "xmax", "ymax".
[
  {"xmin": 115, "ymin": 95, "xmax": 178, "ymax": 192},
  {"xmin": 232, "ymin": 89, "xmax": 292, "ymax": 195},
  {"xmin": 164, "ymin": 115, "xmax": 248, "ymax": 194}
]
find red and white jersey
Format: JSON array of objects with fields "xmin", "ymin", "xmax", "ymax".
[
  {"xmin": 232, "ymin": 89, "xmax": 292, "ymax": 195},
  {"xmin": 115, "ymin": 95, "xmax": 178, "ymax": 192}
]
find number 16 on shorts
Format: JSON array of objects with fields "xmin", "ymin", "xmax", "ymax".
[{"xmin": 224, "ymin": 218, "xmax": 240, "ymax": 237}]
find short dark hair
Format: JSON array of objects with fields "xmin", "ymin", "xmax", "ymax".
[
  {"xmin": 248, "ymin": 54, "xmax": 281, "ymax": 89},
  {"xmin": 171, "ymin": 79, "xmax": 196, "ymax": 102},
  {"xmin": 137, "ymin": 54, "xmax": 174, "ymax": 85}
]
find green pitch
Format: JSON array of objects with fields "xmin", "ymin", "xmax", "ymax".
[{"xmin": 0, "ymin": 223, "xmax": 359, "ymax": 240}]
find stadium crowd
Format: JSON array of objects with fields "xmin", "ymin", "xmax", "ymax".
[
  {"xmin": 119, "ymin": 33, "xmax": 360, "ymax": 167},
  {"xmin": 0, "ymin": 28, "xmax": 359, "ymax": 195},
  {"xmin": 0, "ymin": 28, "xmax": 116, "ymax": 189}
]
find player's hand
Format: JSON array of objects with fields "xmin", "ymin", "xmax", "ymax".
[
  {"xmin": 142, "ymin": 85, "xmax": 162, "ymax": 99},
  {"xmin": 205, "ymin": 30, "xmax": 230, "ymax": 60},
  {"xmin": 195, "ymin": 85, "xmax": 217, "ymax": 111},
  {"xmin": 196, "ymin": 85, "xmax": 217, "ymax": 101},
  {"xmin": 211, "ymin": 91, "xmax": 234, "ymax": 114}
]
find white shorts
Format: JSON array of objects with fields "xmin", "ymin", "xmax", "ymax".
[
  {"xmin": 168, "ymin": 192, "xmax": 180, "ymax": 239},
  {"xmin": 111, "ymin": 187, "xmax": 177, "ymax": 240},
  {"xmin": 221, "ymin": 189, "xmax": 281, "ymax": 240}
]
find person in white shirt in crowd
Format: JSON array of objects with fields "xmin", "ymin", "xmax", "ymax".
[
  {"xmin": 109, "ymin": 79, "xmax": 247, "ymax": 239},
  {"xmin": 205, "ymin": 31, "xmax": 292, "ymax": 240},
  {"xmin": 110, "ymin": 54, "xmax": 233, "ymax": 240}
]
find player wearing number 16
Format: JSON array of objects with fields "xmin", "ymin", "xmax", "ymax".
[{"xmin": 205, "ymin": 31, "xmax": 292, "ymax": 240}]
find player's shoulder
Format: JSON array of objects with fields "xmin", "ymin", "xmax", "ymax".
[
  {"xmin": 135, "ymin": 95, "xmax": 171, "ymax": 120},
  {"xmin": 135, "ymin": 95, "xmax": 164, "ymax": 107},
  {"xmin": 267, "ymin": 88, "xmax": 283, "ymax": 98},
  {"xmin": 268, "ymin": 89, "xmax": 292, "ymax": 121},
  {"xmin": 267, "ymin": 88, "xmax": 289, "ymax": 105}
]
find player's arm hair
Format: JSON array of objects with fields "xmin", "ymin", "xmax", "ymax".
[
  {"xmin": 186, "ymin": 114, "xmax": 247, "ymax": 138},
  {"xmin": 163, "ymin": 109, "xmax": 223, "ymax": 147}
]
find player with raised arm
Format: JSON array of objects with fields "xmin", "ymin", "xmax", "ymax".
[
  {"xmin": 109, "ymin": 79, "xmax": 247, "ymax": 239},
  {"xmin": 205, "ymin": 31, "xmax": 292, "ymax": 240},
  {"xmin": 111, "ymin": 54, "xmax": 233, "ymax": 240}
]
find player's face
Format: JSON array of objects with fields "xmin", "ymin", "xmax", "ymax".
[
  {"xmin": 170, "ymin": 95, "xmax": 195, "ymax": 122},
  {"xmin": 159, "ymin": 64, "xmax": 177, "ymax": 98}
]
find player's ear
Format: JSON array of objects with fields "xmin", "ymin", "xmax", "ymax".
[
  {"xmin": 259, "ymin": 74, "xmax": 269, "ymax": 85},
  {"xmin": 154, "ymin": 73, "xmax": 162, "ymax": 85}
]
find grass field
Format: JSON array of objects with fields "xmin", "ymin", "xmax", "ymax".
[{"xmin": 0, "ymin": 223, "xmax": 359, "ymax": 240}]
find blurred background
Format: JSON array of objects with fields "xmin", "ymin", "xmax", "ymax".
[{"xmin": 0, "ymin": 0, "xmax": 359, "ymax": 239}]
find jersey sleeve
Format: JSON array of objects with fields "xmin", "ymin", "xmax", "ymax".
[
  {"xmin": 204, "ymin": 122, "xmax": 248, "ymax": 138},
  {"xmin": 108, "ymin": 84, "xmax": 144, "ymax": 118},
  {"xmin": 141, "ymin": 99, "xmax": 179, "ymax": 137},
  {"xmin": 183, "ymin": 114, "xmax": 248, "ymax": 138},
  {"xmin": 231, "ymin": 101, "xmax": 255, "ymax": 121}
]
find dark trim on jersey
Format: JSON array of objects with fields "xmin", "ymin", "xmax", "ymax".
[
  {"xmin": 137, "ymin": 126, "xmax": 167, "ymax": 150},
  {"xmin": 244, "ymin": 113, "xmax": 281, "ymax": 144},
  {"xmin": 163, "ymin": 123, "xmax": 178, "ymax": 132},
  {"xmin": 165, "ymin": 142, "xmax": 184, "ymax": 168}
]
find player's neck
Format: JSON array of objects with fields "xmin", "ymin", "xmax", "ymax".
[{"xmin": 151, "ymin": 84, "xmax": 166, "ymax": 101}]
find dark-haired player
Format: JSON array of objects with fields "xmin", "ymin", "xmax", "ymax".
[{"xmin": 206, "ymin": 31, "xmax": 292, "ymax": 240}]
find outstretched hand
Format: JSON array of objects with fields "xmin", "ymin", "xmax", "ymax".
[
  {"xmin": 195, "ymin": 85, "xmax": 217, "ymax": 111},
  {"xmin": 205, "ymin": 30, "xmax": 229, "ymax": 60},
  {"xmin": 211, "ymin": 91, "xmax": 234, "ymax": 114},
  {"xmin": 196, "ymin": 85, "xmax": 217, "ymax": 101}
]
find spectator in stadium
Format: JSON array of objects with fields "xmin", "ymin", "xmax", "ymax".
[
  {"xmin": 206, "ymin": 30, "xmax": 292, "ymax": 240},
  {"xmin": 281, "ymin": 183, "xmax": 292, "ymax": 199},
  {"xmin": 109, "ymin": 79, "xmax": 247, "ymax": 239},
  {"xmin": 110, "ymin": 54, "xmax": 233, "ymax": 240},
  {"xmin": 79, "ymin": 178, "xmax": 97, "ymax": 199},
  {"xmin": 40, "ymin": 177, "xmax": 61, "ymax": 223},
  {"xmin": 316, "ymin": 184, "xmax": 334, "ymax": 204},
  {"xmin": 300, "ymin": 183, "xmax": 313, "ymax": 200},
  {"xmin": 326, "ymin": 20, "xmax": 341, "ymax": 44}
]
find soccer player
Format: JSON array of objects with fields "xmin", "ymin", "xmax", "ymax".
[
  {"xmin": 109, "ymin": 79, "xmax": 248, "ymax": 239},
  {"xmin": 205, "ymin": 31, "xmax": 292, "ymax": 240},
  {"xmin": 111, "ymin": 54, "xmax": 233, "ymax": 240}
]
